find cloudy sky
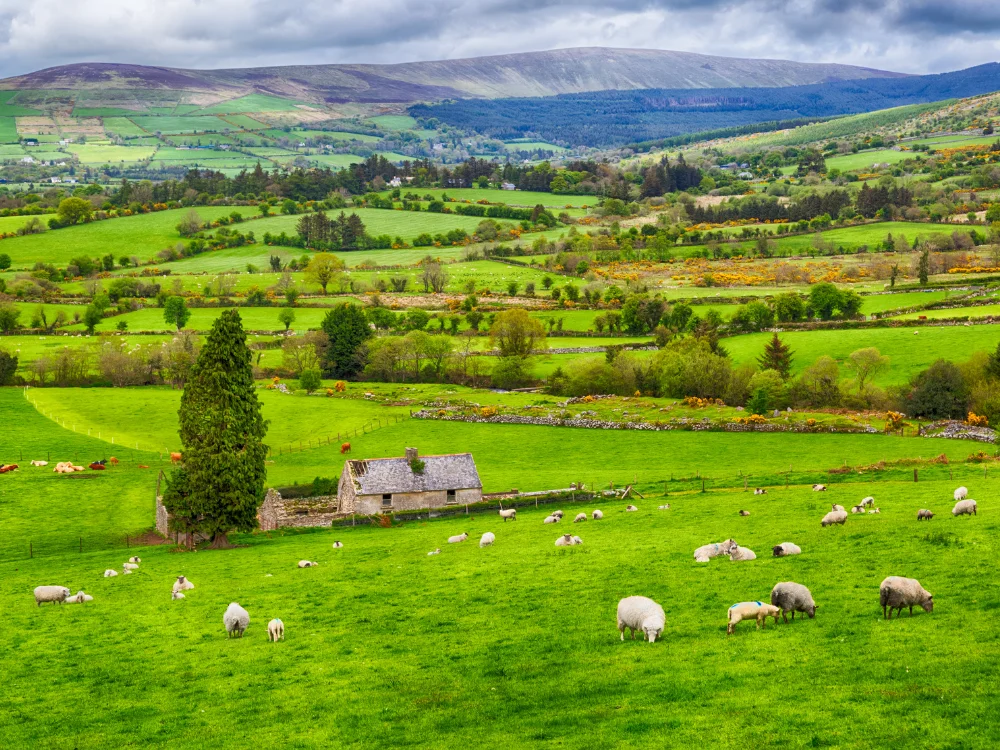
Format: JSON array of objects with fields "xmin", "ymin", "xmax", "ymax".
[{"xmin": 0, "ymin": 0, "xmax": 998, "ymax": 76}]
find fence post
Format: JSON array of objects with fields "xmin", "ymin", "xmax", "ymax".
[
  {"xmin": 701, "ymin": 479, "xmax": 706, "ymax": 493},
  {"xmin": 914, "ymin": 468, "xmax": 918, "ymax": 482},
  {"xmin": 79, "ymin": 537, "xmax": 82, "ymax": 553},
  {"xmin": 29, "ymin": 542, "xmax": 32, "ymax": 558}
]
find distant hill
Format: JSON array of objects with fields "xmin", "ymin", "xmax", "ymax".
[
  {"xmin": 0, "ymin": 48, "xmax": 905, "ymax": 104},
  {"xmin": 411, "ymin": 63, "xmax": 1000, "ymax": 147}
]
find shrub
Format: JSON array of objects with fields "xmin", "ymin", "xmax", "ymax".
[{"xmin": 299, "ymin": 368, "xmax": 322, "ymax": 393}]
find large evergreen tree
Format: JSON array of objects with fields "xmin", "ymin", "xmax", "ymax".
[
  {"xmin": 321, "ymin": 303, "xmax": 373, "ymax": 377},
  {"xmin": 167, "ymin": 310, "xmax": 268, "ymax": 548},
  {"xmin": 757, "ymin": 333, "xmax": 793, "ymax": 379}
]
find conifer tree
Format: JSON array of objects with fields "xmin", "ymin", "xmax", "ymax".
[
  {"xmin": 167, "ymin": 309, "xmax": 268, "ymax": 548},
  {"xmin": 757, "ymin": 332, "xmax": 794, "ymax": 379}
]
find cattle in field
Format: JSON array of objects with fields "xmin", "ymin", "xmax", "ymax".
[
  {"xmin": 340, "ymin": 443, "xmax": 351, "ymax": 454},
  {"xmin": 170, "ymin": 452, "xmax": 182, "ymax": 463}
]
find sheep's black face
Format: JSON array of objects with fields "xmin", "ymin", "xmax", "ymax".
[
  {"xmin": 806, "ymin": 606, "xmax": 816, "ymax": 618},
  {"xmin": 922, "ymin": 598, "xmax": 934, "ymax": 612},
  {"xmin": 772, "ymin": 546, "xmax": 783, "ymax": 557}
]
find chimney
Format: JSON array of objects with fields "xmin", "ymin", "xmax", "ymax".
[{"xmin": 405, "ymin": 447, "xmax": 418, "ymax": 462}]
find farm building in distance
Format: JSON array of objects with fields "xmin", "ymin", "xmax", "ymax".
[{"xmin": 338, "ymin": 447, "xmax": 482, "ymax": 515}]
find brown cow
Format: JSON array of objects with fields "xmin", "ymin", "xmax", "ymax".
[
  {"xmin": 340, "ymin": 443, "xmax": 351, "ymax": 454},
  {"xmin": 108, "ymin": 456, "xmax": 119, "ymax": 466},
  {"xmin": 170, "ymin": 452, "xmax": 182, "ymax": 463}
]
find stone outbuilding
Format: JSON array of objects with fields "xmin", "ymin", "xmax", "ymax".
[{"xmin": 337, "ymin": 447, "xmax": 482, "ymax": 515}]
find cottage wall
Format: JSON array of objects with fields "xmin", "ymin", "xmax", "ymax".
[
  {"xmin": 155, "ymin": 495, "xmax": 169, "ymax": 537},
  {"xmin": 337, "ymin": 470, "xmax": 358, "ymax": 514},
  {"xmin": 256, "ymin": 487, "xmax": 343, "ymax": 530},
  {"xmin": 354, "ymin": 487, "xmax": 482, "ymax": 515}
]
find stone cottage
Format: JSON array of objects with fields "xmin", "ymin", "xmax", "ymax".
[{"xmin": 337, "ymin": 447, "xmax": 482, "ymax": 515}]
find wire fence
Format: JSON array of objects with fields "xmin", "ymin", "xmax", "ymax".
[
  {"xmin": 0, "ymin": 531, "xmax": 158, "ymax": 564},
  {"xmin": 270, "ymin": 413, "xmax": 408, "ymax": 456}
]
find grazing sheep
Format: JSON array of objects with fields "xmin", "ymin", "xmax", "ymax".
[
  {"xmin": 123, "ymin": 562, "xmax": 138, "ymax": 571},
  {"xmin": 33, "ymin": 586, "xmax": 70, "ymax": 606},
  {"xmin": 172, "ymin": 576, "xmax": 194, "ymax": 594},
  {"xmin": 427, "ymin": 549, "xmax": 441, "ymax": 556},
  {"xmin": 128, "ymin": 556, "xmax": 141, "ymax": 564},
  {"xmin": 860, "ymin": 496, "xmax": 875, "ymax": 509},
  {"xmin": 543, "ymin": 515, "xmax": 560, "ymax": 524},
  {"xmin": 297, "ymin": 560, "xmax": 318, "ymax": 568},
  {"xmin": 551, "ymin": 510, "xmax": 564, "ymax": 519},
  {"xmin": 753, "ymin": 488, "xmax": 767, "ymax": 495},
  {"xmin": 499, "ymin": 508, "xmax": 517, "ymax": 522},
  {"xmin": 448, "ymin": 532, "xmax": 469, "ymax": 544},
  {"xmin": 30, "ymin": 460, "xmax": 47, "ymax": 467},
  {"xmin": 693, "ymin": 539, "xmax": 737, "ymax": 563},
  {"xmin": 554, "ymin": 533, "xmax": 580, "ymax": 547},
  {"xmin": 657, "ymin": 504, "xmax": 671, "ymax": 510},
  {"xmin": 592, "ymin": 509, "xmax": 604, "ymax": 520},
  {"xmin": 172, "ymin": 591, "xmax": 185, "ymax": 600},
  {"xmin": 65, "ymin": 591, "xmax": 93, "ymax": 604},
  {"xmin": 812, "ymin": 484, "xmax": 827, "ymax": 492},
  {"xmin": 332, "ymin": 541, "xmax": 343, "ymax": 548},
  {"xmin": 954, "ymin": 486, "xmax": 968, "ymax": 501},
  {"xmin": 880, "ymin": 576, "xmax": 933, "ymax": 619},
  {"xmin": 772, "ymin": 542, "xmax": 802, "ymax": 557},
  {"xmin": 821, "ymin": 510, "xmax": 848, "ymax": 527},
  {"xmin": 625, "ymin": 505, "xmax": 638, "ymax": 512},
  {"xmin": 770, "ymin": 582, "xmax": 817, "ymax": 622},
  {"xmin": 831, "ymin": 504, "xmax": 846, "ymax": 512},
  {"xmin": 617, "ymin": 596, "xmax": 665, "ymax": 643},
  {"xmin": 917, "ymin": 509, "xmax": 935, "ymax": 521},
  {"xmin": 224, "ymin": 602, "xmax": 250, "ymax": 638},
  {"xmin": 268, "ymin": 618, "xmax": 285, "ymax": 642},
  {"xmin": 727, "ymin": 601, "xmax": 781, "ymax": 635},
  {"xmin": 103, "ymin": 569, "xmax": 118, "ymax": 578},
  {"xmin": 952, "ymin": 499, "xmax": 978, "ymax": 517},
  {"xmin": 479, "ymin": 532, "xmax": 495, "ymax": 548},
  {"xmin": 738, "ymin": 510, "xmax": 750, "ymax": 517},
  {"xmin": 729, "ymin": 545, "xmax": 757, "ymax": 562},
  {"xmin": 574, "ymin": 513, "xmax": 587, "ymax": 523},
  {"xmin": 851, "ymin": 505, "xmax": 865, "ymax": 514}
]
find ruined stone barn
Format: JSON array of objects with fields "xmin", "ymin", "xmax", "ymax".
[{"xmin": 338, "ymin": 447, "xmax": 482, "ymax": 514}]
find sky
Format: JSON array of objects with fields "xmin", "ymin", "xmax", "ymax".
[{"xmin": 0, "ymin": 0, "xmax": 998, "ymax": 77}]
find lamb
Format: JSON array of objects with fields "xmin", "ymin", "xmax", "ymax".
[
  {"xmin": 172, "ymin": 576, "xmax": 194, "ymax": 593},
  {"xmin": 34, "ymin": 586, "xmax": 70, "ymax": 606},
  {"xmin": 693, "ymin": 539, "xmax": 737, "ymax": 563},
  {"xmin": 880, "ymin": 576, "xmax": 933, "ymax": 619},
  {"xmin": 297, "ymin": 560, "xmax": 318, "ymax": 568},
  {"xmin": 172, "ymin": 591, "xmax": 185, "ymax": 600},
  {"xmin": 103, "ymin": 569, "xmax": 118, "ymax": 578},
  {"xmin": 831, "ymin": 504, "xmax": 846, "ymax": 512},
  {"xmin": 753, "ymin": 488, "xmax": 767, "ymax": 495},
  {"xmin": 657, "ymin": 504, "xmax": 671, "ymax": 510},
  {"xmin": 574, "ymin": 513, "xmax": 587, "ymax": 523},
  {"xmin": 727, "ymin": 601, "xmax": 781, "ymax": 635},
  {"xmin": 123, "ymin": 562, "xmax": 138, "ymax": 571},
  {"xmin": 851, "ymin": 505, "xmax": 865, "ymax": 514},
  {"xmin": 729, "ymin": 545, "xmax": 757, "ymax": 562},
  {"xmin": 332, "ymin": 541, "xmax": 343, "ymax": 548},
  {"xmin": 479, "ymin": 532, "xmax": 495, "ymax": 548},
  {"xmin": 128, "ymin": 556, "xmax": 141, "ymax": 564},
  {"xmin": 499, "ymin": 508, "xmax": 517, "ymax": 522},
  {"xmin": 224, "ymin": 602, "xmax": 250, "ymax": 638},
  {"xmin": 427, "ymin": 549, "xmax": 441, "ymax": 556},
  {"xmin": 860, "ymin": 496, "xmax": 875, "ymax": 509},
  {"xmin": 821, "ymin": 510, "xmax": 848, "ymax": 527},
  {"xmin": 952, "ymin": 499, "xmax": 978, "ymax": 517},
  {"xmin": 625, "ymin": 505, "xmax": 638, "ymax": 512},
  {"xmin": 543, "ymin": 515, "xmax": 560, "ymax": 524},
  {"xmin": 268, "ymin": 618, "xmax": 285, "ymax": 642},
  {"xmin": 772, "ymin": 542, "xmax": 801, "ymax": 557},
  {"xmin": 447, "ymin": 533, "xmax": 469, "ymax": 543},
  {"xmin": 30, "ymin": 460, "xmax": 47, "ymax": 467},
  {"xmin": 65, "ymin": 591, "xmax": 93, "ymax": 604},
  {"xmin": 917, "ymin": 509, "xmax": 935, "ymax": 521},
  {"xmin": 555, "ymin": 533, "xmax": 579, "ymax": 547},
  {"xmin": 572, "ymin": 535, "xmax": 583, "ymax": 545},
  {"xmin": 868, "ymin": 508, "xmax": 880, "ymax": 514},
  {"xmin": 551, "ymin": 510, "xmax": 564, "ymax": 519},
  {"xmin": 770, "ymin": 582, "xmax": 817, "ymax": 622},
  {"xmin": 954, "ymin": 486, "xmax": 968, "ymax": 501},
  {"xmin": 616, "ymin": 596, "xmax": 665, "ymax": 643},
  {"xmin": 592, "ymin": 509, "xmax": 604, "ymax": 520},
  {"xmin": 812, "ymin": 484, "xmax": 827, "ymax": 492},
  {"xmin": 738, "ymin": 510, "xmax": 750, "ymax": 516}
]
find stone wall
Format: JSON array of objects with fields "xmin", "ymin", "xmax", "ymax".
[
  {"xmin": 258, "ymin": 487, "xmax": 344, "ymax": 530},
  {"xmin": 155, "ymin": 495, "xmax": 169, "ymax": 537},
  {"xmin": 354, "ymin": 487, "xmax": 482, "ymax": 515}
]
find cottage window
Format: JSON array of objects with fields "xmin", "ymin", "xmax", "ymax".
[
  {"xmin": 382, "ymin": 493, "xmax": 393, "ymax": 507},
  {"xmin": 446, "ymin": 489, "xmax": 457, "ymax": 504}
]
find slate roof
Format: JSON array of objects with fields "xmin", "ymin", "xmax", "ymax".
[{"xmin": 347, "ymin": 453, "xmax": 482, "ymax": 495}]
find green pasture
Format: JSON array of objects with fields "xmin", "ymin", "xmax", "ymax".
[
  {"xmin": 0, "ymin": 117, "xmax": 19, "ymax": 143},
  {"xmin": 322, "ymin": 131, "xmax": 381, "ymax": 143},
  {"xmin": 195, "ymin": 95, "xmax": 303, "ymax": 115},
  {"xmin": 103, "ymin": 118, "xmax": 153, "ymax": 137},
  {"xmin": 247, "ymin": 208, "xmax": 501, "ymax": 244},
  {"xmin": 298, "ymin": 154, "xmax": 364, "ymax": 169},
  {"xmin": 504, "ymin": 140, "xmax": 568, "ymax": 152},
  {"xmin": 380, "ymin": 187, "xmax": 595, "ymax": 208},
  {"xmin": 67, "ymin": 306, "xmax": 333, "ymax": 334},
  {"xmin": 891, "ymin": 304, "xmax": 1000, "ymax": 321},
  {"xmin": 129, "ymin": 116, "xmax": 236, "ymax": 135},
  {"xmin": 66, "ymin": 143, "xmax": 156, "ymax": 164},
  {"xmin": 824, "ymin": 150, "xmax": 913, "ymax": 172},
  {"xmin": 368, "ymin": 115, "xmax": 418, "ymax": 130},
  {"xmin": 861, "ymin": 290, "xmax": 952, "ymax": 314},
  {"xmin": 756, "ymin": 222, "xmax": 962, "ymax": 253}
]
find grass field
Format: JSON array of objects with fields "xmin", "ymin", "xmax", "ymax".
[
  {"xmin": 368, "ymin": 115, "xmax": 418, "ymax": 130},
  {"xmin": 66, "ymin": 143, "xmax": 156, "ymax": 164},
  {"xmin": 129, "ymin": 116, "xmax": 237, "ymax": 135},
  {"xmin": 824, "ymin": 149, "xmax": 914, "ymax": 172},
  {"xmin": 380, "ymin": 187, "xmax": 595, "ymax": 208},
  {"xmin": 195, "ymin": 95, "xmax": 304, "ymax": 115}
]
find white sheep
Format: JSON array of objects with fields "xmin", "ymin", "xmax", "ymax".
[
  {"xmin": 727, "ymin": 601, "xmax": 781, "ymax": 634},
  {"xmin": 572, "ymin": 535, "xmax": 583, "ymax": 545},
  {"xmin": 869, "ymin": 508, "xmax": 880, "ymax": 514},
  {"xmin": 65, "ymin": 591, "xmax": 93, "ymax": 604},
  {"xmin": 860, "ymin": 496, "xmax": 875, "ymax": 509},
  {"xmin": 772, "ymin": 542, "xmax": 801, "ymax": 557},
  {"xmin": 729, "ymin": 545, "xmax": 757, "ymax": 562},
  {"xmin": 267, "ymin": 618, "xmax": 285, "ymax": 642},
  {"xmin": 224, "ymin": 602, "xmax": 250, "ymax": 638},
  {"xmin": 831, "ymin": 504, "xmax": 845, "ymax": 512},
  {"xmin": 551, "ymin": 510, "xmax": 564, "ymax": 519},
  {"xmin": 103, "ymin": 569, "xmax": 118, "ymax": 578},
  {"xmin": 753, "ymin": 488, "xmax": 767, "ymax": 495},
  {"xmin": 917, "ymin": 509, "xmax": 935, "ymax": 521},
  {"xmin": 499, "ymin": 509, "xmax": 517, "ymax": 522},
  {"xmin": 573, "ymin": 513, "xmax": 587, "ymax": 523},
  {"xmin": 812, "ymin": 484, "xmax": 827, "ymax": 492},
  {"xmin": 821, "ymin": 510, "xmax": 848, "ymax": 527},
  {"xmin": 880, "ymin": 576, "xmax": 933, "ymax": 619},
  {"xmin": 30, "ymin": 460, "xmax": 47, "ymax": 466},
  {"xmin": 592, "ymin": 509, "xmax": 604, "ymax": 520},
  {"xmin": 128, "ymin": 556, "xmax": 141, "ymax": 564},
  {"xmin": 738, "ymin": 510, "xmax": 750, "ymax": 516},
  {"xmin": 954, "ymin": 486, "xmax": 968, "ymax": 501},
  {"xmin": 332, "ymin": 541, "xmax": 343, "ymax": 548},
  {"xmin": 123, "ymin": 562, "xmax": 139, "ymax": 571},
  {"xmin": 448, "ymin": 532, "xmax": 468, "ymax": 543},
  {"xmin": 297, "ymin": 560, "xmax": 318, "ymax": 568},
  {"xmin": 657, "ymin": 504, "xmax": 671, "ymax": 510},
  {"xmin": 952, "ymin": 499, "xmax": 977, "ymax": 517},
  {"xmin": 34, "ymin": 586, "xmax": 70, "ymax": 606},
  {"xmin": 479, "ymin": 532, "xmax": 495, "ymax": 548},
  {"xmin": 693, "ymin": 539, "xmax": 737, "ymax": 563},
  {"xmin": 543, "ymin": 515, "xmax": 560, "ymax": 524},
  {"xmin": 850, "ymin": 505, "xmax": 865, "ymax": 514},
  {"xmin": 427, "ymin": 549, "xmax": 441, "ymax": 556},
  {"xmin": 172, "ymin": 576, "xmax": 194, "ymax": 593},
  {"xmin": 172, "ymin": 591, "xmax": 185, "ymax": 600},
  {"xmin": 617, "ymin": 596, "xmax": 665, "ymax": 643},
  {"xmin": 770, "ymin": 582, "xmax": 817, "ymax": 622},
  {"xmin": 625, "ymin": 505, "xmax": 638, "ymax": 512},
  {"xmin": 554, "ymin": 533, "xmax": 579, "ymax": 547}
]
